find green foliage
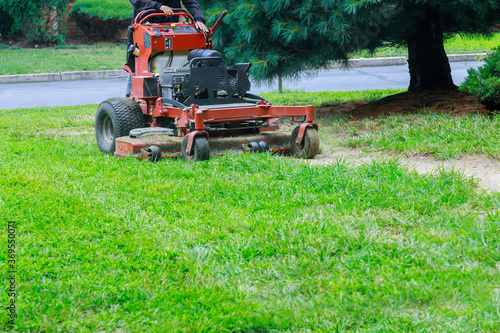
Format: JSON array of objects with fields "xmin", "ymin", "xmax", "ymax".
[
  {"xmin": 69, "ymin": 0, "xmax": 132, "ymax": 41},
  {"xmin": 70, "ymin": 0, "xmax": 132, "ymax": 21},
  {"xmin": 461, "ymin": 48, "xmax": 500, "ymax": 107},
  {"xmin": 0, "ymin": 0, "xmax": 68, "ymax": 44},
  {"xmin": 201, "ymin": 0, "xmax": 500, "ymax": 83},
  {"xmin": 0, "ymin": 3, "xmax": 14, "ymax": 37}
]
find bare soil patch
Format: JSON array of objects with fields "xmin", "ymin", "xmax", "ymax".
[
  {"xmin": 314, "ymin": 89, "xmax": 500, "ymax": 191},
  {"xmin": 312, "ymin": 149, "xmax": 500, "ymax": 192}
]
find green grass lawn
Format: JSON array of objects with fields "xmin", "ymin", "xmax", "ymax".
[
  {"xmin": 0, "ymin": 32, "xmax": 498, "ymax": 75},
  {"xmin": 0, "ymin": 93, "xmax": 499, "ymax": 331},
  {"xmin": 0, "ymin": 44, "xmax": 127, "ymax": 75}
]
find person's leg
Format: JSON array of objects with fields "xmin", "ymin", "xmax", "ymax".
[{"xmin": 126, "ymin": 73, "xmax": 132, "ymax": 97}]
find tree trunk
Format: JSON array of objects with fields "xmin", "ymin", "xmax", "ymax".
[{"xmin": 406, "ymin": 3, "xmax": 456, "ymax": 93}]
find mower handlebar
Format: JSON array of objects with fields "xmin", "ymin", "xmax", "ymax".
[
  {"xmin": 208, "ymin": 10, "xmax": 227, "ymax": 37},
  {"xmin": 135, "ymin": 8, "xmax": 195, "ymax": 25}
]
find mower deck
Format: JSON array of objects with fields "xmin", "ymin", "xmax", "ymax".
[{"xmin": 115, "ymin": 132, "xmax": 292, "ymax": 159}]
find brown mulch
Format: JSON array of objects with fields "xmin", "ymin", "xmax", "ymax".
[{"xmin": 316, "ymin": 90, "xmax": 491, "ymax": 120}]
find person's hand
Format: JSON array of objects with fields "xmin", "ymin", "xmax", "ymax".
[
  {"xmin": 195, "ymin": 21, "xmax": 209, "ymax": 33},
  {"xmin": 159, "ymin": 5, "xmax": 173, "ymax": 17}
]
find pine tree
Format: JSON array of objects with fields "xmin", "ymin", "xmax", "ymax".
[{"xmin": 201, "ymin": 0, "xmax": 500, "ymax": 92}]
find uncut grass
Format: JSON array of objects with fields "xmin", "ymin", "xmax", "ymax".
[
  {"xmin": 329, "ymin": 112, "xmax": 500, "ymax": 159},
  {"xmin": 0, "ymin": 105, "xmax": 499, "ymax": 331}
]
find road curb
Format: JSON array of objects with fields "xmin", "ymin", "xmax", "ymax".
[
  {"xmin": 0, "ymin": 70, "xmax": 127, "ymax": 84},
  {"xmin": 0, "ymin": 53, "xmax": 487, "ymax": 85},
  {"xmin": 332, "ymin": 53, "xmax": 487, "ymax": 69}
]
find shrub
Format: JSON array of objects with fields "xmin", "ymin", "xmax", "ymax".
[
  {"xmin": 0, "ymin": 0, "xmax": 68, "ymax": 44},
  {"xmin": 0, "ymin": 3, "xmax": 14, "ymax": 38},
  {"xmin": 70, "ymin": 0, "xmax": 132, "ymax": 21},
  {"xmin": 460, "ymin": 48, "xmax": 500, "ymax": 109},
  {"xmin": 70, "ymin": 0, "xmax": 132, "ymax": 41}
]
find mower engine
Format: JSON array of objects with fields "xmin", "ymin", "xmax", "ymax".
[{"xmin": 160, "ymin": 49, "xmax": 251, "ymax": 108}]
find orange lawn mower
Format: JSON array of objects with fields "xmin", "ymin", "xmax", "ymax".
[{"xmin": 95, "ymin": 9, "xmax": 319, "ymax": 162}]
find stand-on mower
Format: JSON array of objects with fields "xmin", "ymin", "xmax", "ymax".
[{"xmin": 95, "ymin": 9, "xmax": 319, "ymax": 162}]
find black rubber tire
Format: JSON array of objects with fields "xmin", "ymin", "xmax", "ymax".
[
  {"xmin": 95, "ymin": 98, "xmax": 145, "ymax": 154},
  {"xmin": 248, "ymin": 141, "xmax": 261, "ymax": 153},
  {"xmin": 258, "ymin": 141, "xmax": 269, "ymax": 152},
  {"xmin": 291, "ymin": 126, "xmax": 320, "ymax": 159},
  {"xmin": 147, "ymin": 145, "xmax": 162, "ymax": 163},
  {"xmin": 181, "ymin": 134, "xmax": 210, "ymax": 162}
]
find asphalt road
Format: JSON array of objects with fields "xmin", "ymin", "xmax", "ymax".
[{"xmin": 0, "ymin": 61, "xmax": 482, "ymax": 110}]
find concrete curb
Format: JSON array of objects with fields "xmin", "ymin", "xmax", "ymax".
[
  {"xmin": 0, "ymin": 53, "xmax": 487, "ymax": 85},
  {"xmin": 332, "ymin": 53, "xmax": 487, "ymax": 69},
  {"xmin": 0, "ymin": 70, "xmax": 127, "ymax": 84}
]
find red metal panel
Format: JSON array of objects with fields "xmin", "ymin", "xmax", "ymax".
[
  {"xmin": 197, "ymin": 105, "xmax": 315, "ymax": 121},
  {"xmin": 131, "ymin": 76, "xmax": 144, "ymax": 99}
]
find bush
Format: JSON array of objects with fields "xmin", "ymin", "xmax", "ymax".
[
  {"xmin": 0, "ymin": 0, "xmax": 68, "ymax": 44},
  {"xmin": 70, "ymin": 0, "xmax": 132, "ymax": 41},
  {"xmin": 71, "ymin": 0, "xmax": 132, "ymax": 21},
  {"xmin": 460, "ymin": 48, "xmax": 500, "ymax": 109},
  {"xmin": 0, "ymin": 3, "xmax": 14, "ymax": 38}
]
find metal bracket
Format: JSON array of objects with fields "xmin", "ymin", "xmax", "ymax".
[
  {"xmin": 296, "ymin": 123, "xmax": 319, "ymax": 146},
  {"xmin": 161, "ymin": 98, "xmax": 188, "ymax": 109},
  {"xmin": 185, "ymin": 130, "xmax": 208, "ymax": 155}
]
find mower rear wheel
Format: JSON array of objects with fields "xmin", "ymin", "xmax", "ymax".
[
  {"xmin": 181, "ymin": 134, "xmax": 210, "ymax": 162},
  {"xmin": 291, "ymin": 126, "xmax": 320, "ymax": 159},
  {"xmin": 95, "ymin": 98, "xmax": 145, "ymax": 154}
]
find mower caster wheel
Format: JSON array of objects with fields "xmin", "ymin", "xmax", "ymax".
[
  {"xmin": 146, "ymin": 145, "xmax": 162, "ymax": 163},
  {"xmin": 248, "ymin": 141, "xmax": 269, "ymax": 153},
  {"xmin": 181, "ymin": 134, "xmax": 210, "ymax": 162},
  {"xmin": 258, "ymin": 141, "xmax": 270, "ymax": 152},
  {"xmin": 248, "ymin": 141, "xmax": 260, "ymax": 153},
  {"xmin": 291, "ymin": 126, "xmax": 320, "ymax": 159}
]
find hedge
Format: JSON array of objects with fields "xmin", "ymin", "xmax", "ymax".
[
  {"xmin": 461, "ymin": 48, "xmax": 500, "ymax": 110},
  {"xmin": 70, "ymin": 0, "xmax": 133, "ymax": 21},
  {"xmin": 0, "ymin": 0, "xmax": 68, "ymax": 44}
]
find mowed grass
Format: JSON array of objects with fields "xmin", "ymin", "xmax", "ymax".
[
  {"xmin": 319, "ymin": 112, "xmax": 500, "ymax": 159},
  {"xmin": 0, "ymin": 32, "xmax": 498, "ymax": 75},
  {"xmin": 0, "ymin": 99, "xmax": 500, "ymax": 331}
]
